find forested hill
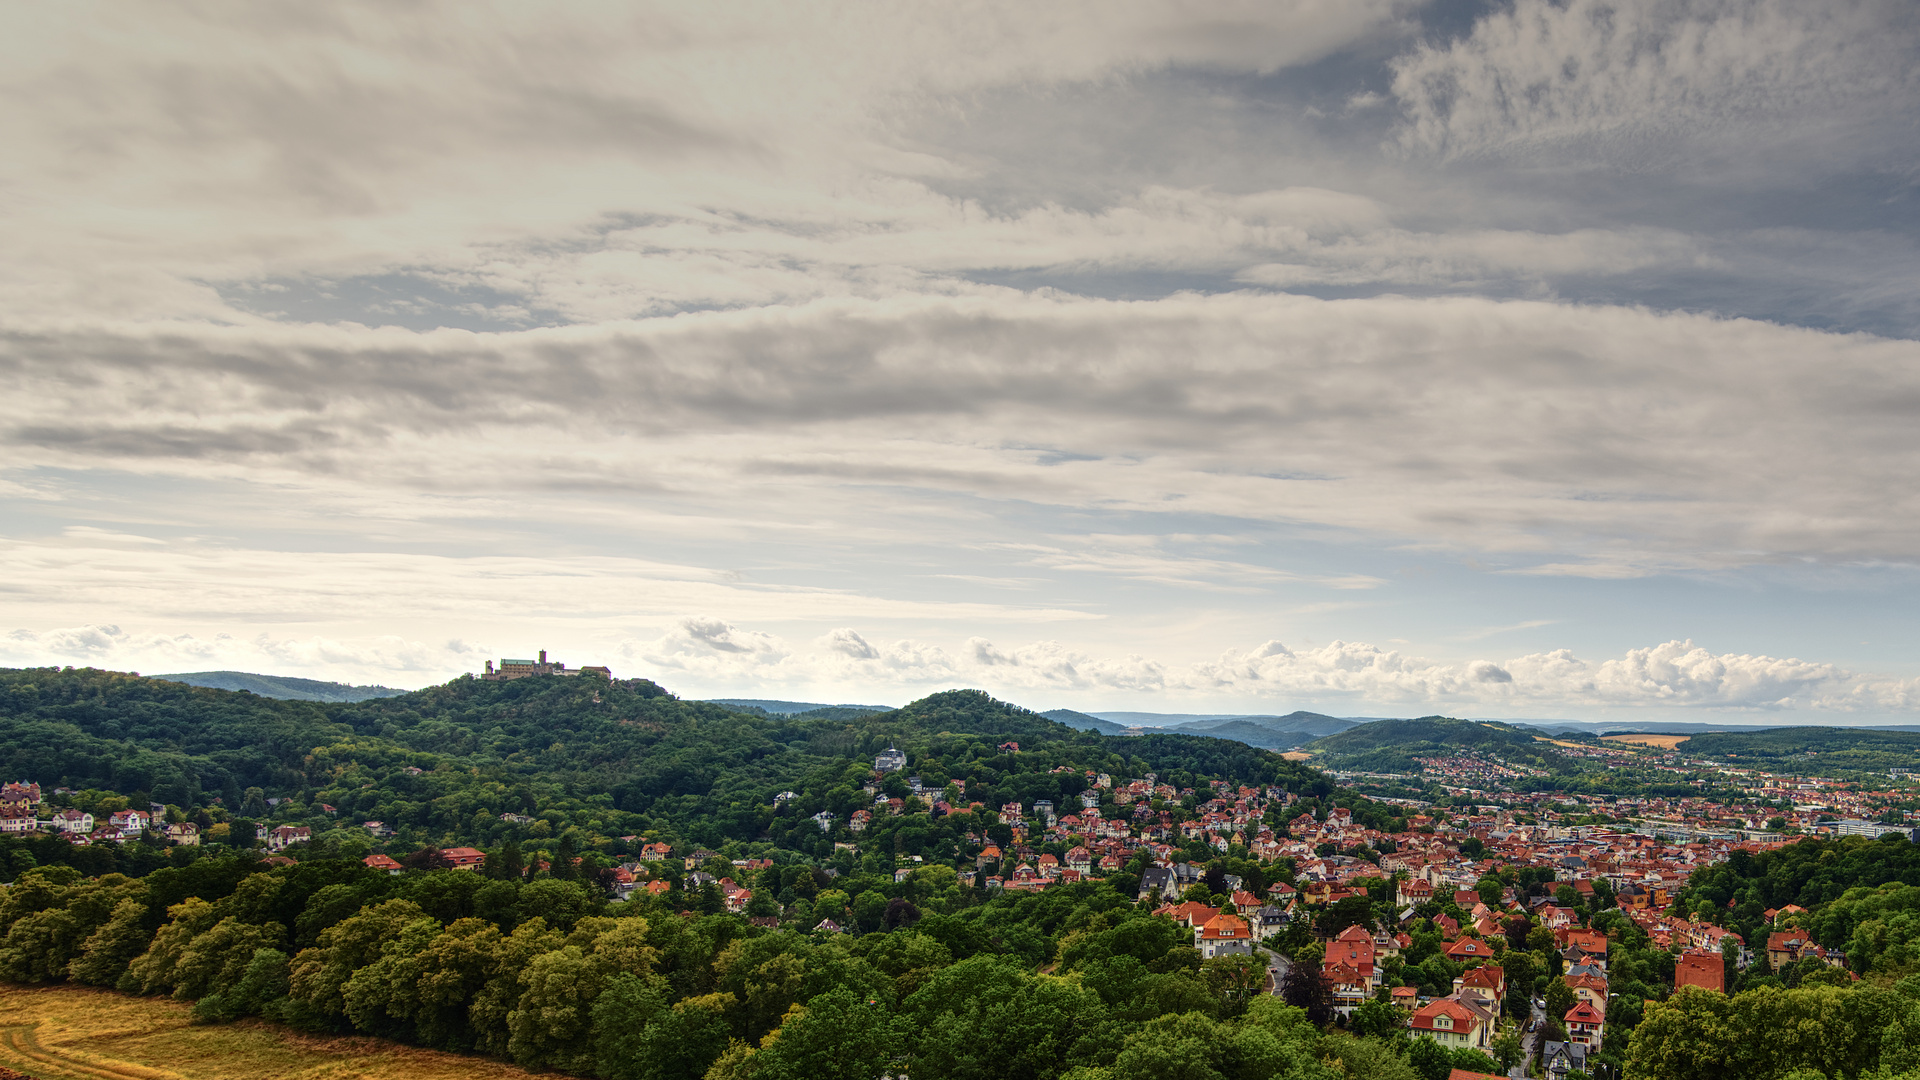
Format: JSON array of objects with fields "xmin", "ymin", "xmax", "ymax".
[
  {"xmin": 1676, "ymin": 726, "xmax": 1920, "ymax": 775},
  {"xmin": 0, "ymin": 668, "xmax": 1363, "ymax": 873},
  {"xmin": 153, "ymin": 670, "xmax": 407, "ymax": 702},
  {"xmin": 1300, "ymin": 716, "xmax": 1567, "ymax": 773}
]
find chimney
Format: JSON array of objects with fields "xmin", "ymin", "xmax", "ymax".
[
  {"xmin": 539, "ymin": 649, "xmax": 547, "ymax": 664},
  {"xmin": 486, "ymin": 660, "xmax": 494, "ymax": 674}
]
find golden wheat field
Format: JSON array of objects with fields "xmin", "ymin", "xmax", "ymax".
[
  {"xmin": 1600, "ymin": 733, "xmax": 1692, "ymax": 750},
  {"xmin": 0, "ymin": 986, "xmax": 550, "ymax": 1080}
]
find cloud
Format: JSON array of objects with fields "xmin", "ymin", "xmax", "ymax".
[
  {"xmin": 2, "ymin": 3, "xmax": 1916, "ymax": 725},
  {"xmin": 0, "ymin": 623, "xmax": 476, "ymax": 679},
  {"xmin": 9, "ymin": 610, "xmax": 1918, "ymax": 716},
  {"xmin": 8, "ymin": 293, "xmax": 1920, "ymax": 578},
  {"xmin": 821, "ymin": 628, "xmax": 880, "ymax": 660},
  {"xmin": 1190, "ymin": 636, "xmax": 1920, "ymax": 712},
  {"xmin": 7, "ymin": 624, "xmax": 129, "ymax": 658},
  {"xmin": 0, "ymin": 2, "xmax": 1407, "ymax": 325},
  {"xmin": 1390, "ymin": 0, "xmax": 1919, "ymax": 161}
]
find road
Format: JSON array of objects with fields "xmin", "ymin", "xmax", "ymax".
[
  {"xmin": 1511, "ymin": 1001, "xmax": 1545, "ymax": 1079},
  {"xmin": 1265, "ymin": 949, "xmax": 1291, "ymax": 995}
]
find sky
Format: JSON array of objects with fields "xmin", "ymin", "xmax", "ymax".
[{"xmin": 4, "ymin": 0, "xmax": 1920, "ymax": 723}]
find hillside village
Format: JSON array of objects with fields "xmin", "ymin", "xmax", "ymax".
[{"xmin": 601, "ymin": 746, "xmax": 1883, "ymax": 1078}]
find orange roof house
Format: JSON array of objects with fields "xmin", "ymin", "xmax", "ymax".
[
  {"xmin": 442, "ymin": 846, "xmax": 487, "ymax": 870},
  {"xmin": 1556, "ymin": 927, "xmax": 1609, "ymax": 957},
  {"xmin": 1199, "ymin": 912, "xmax": 1253, "ymax": 959},
  {"xmin": 1455, "ymin": 965, "xmax": 1505, "ymax": 1020},
  {"xmin": 1444, "ymin": 937, "xmax": 1493, "ymax": 962},
  {"xmin": 1564, "ymin": 1000, "xmax": 1604, "ymax": 1048},
  {"xmin": 1155, "ymin": 901, "xmax": 1222, "ymax": 929},
  {"xmin": 1411, "ymin": 996, "xmax": 1493, "ymax": 1049},
  {"xmin": 1674, "ymin": 949, "xmax": 1724, "ymax": 994}
]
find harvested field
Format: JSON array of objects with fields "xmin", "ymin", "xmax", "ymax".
[
  {"xmin": 1601, "ymin": 733, "xmax": 1691, "ymax": 750},
  {"xmin": 0, "ymin": 986, "xmax": 548, "ymax": 1080},
  {"xmin": 1280, "ymin": 751, "xmax": 1313, "ymax": 761}
]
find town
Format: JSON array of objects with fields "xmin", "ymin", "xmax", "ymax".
[{"xmin": 1, "ymin": 666, "xmax": 1914, "ymax": 1080}]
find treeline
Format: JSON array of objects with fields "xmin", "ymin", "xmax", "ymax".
[
  {"xmin": 1629, "ymin": 982, "xmax": 1920, "ymax": 1080},
  {"xmin": 1680, "ymin": 727, "xmax": 1920, "ymax": 778},
  {"xmin": 0, "ymin": 854, "xmax": 1498, "ymax": 1080},
  {"xmin": 1674, "ymin": 826, "xmax": 1920, "ymax": 930}
]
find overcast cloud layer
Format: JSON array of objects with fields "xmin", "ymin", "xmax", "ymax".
[{"xmin": 3, "ymin": 1, "xmax": 1919, "ymax": 720}]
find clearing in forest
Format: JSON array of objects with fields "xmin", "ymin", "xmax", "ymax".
[{"xmin": 0, "ymin": 986, "xmax": 544, "ymax": 1080}]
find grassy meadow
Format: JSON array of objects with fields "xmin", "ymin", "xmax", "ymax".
[{"xmin": 0, "ymin": 986, "xmax": 548, "ymax": 1080}]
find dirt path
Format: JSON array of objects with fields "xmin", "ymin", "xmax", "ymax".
[{"xmin": 0, "ymin": 1024, "xmax": 187, "ymax": 1080}]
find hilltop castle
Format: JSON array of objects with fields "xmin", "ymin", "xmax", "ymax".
[{"xmin": 482, "ymin": 649, "xmax": 611, "ymax": 681}]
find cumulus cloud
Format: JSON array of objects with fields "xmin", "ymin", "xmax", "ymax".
[
  {"xmin": 9, "ymin": 611, "xmax": 1919, "ymax": 717},
  {"xmin": 610, "ymin": 619, "xmax": 1920, "ymax": 714},
  {"xmin": 1190, "ymin": 637, "xmax": 1920, "ymax": 713},
  {"xmin": 632, "ymin": 618, "xmax": 791, "ymax": 680},
  {"xmin": 7, "ymin": 624, "xmax": 131, "ymax": 659},
  {"xmin": 821, "ymin": 628, "xmax": 880, "ymax": 660}
]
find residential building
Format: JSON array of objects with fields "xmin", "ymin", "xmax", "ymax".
[
  {"xmin": 107, "ymin": 809, "xmax": 149, "ymax": 838},
  {"xmin": 1541, "ymin": 1041, "xmax": 1588, "ymax": 1080},
  {"xmin": 1326, "ymin": 961, "xmax": 1371, "ymax": 1018},
  {"xmin": 1675, "ymin": 950, "xmax": 1724, "ymax": 993},
  {"xmin": 1410, "ymin": 996, "xmax": 1493, "ymax": 1049},
  {"xmin": 51, "ymin": 809, "xmax": 93, "ymax": 834},
  {"xmin": 1767, "ymin": 932, "xmax": 1843, "ymax": 970},
  {"xmin": 265, "ymin": 825, "xmax": 311, "ymax": 852},
  {"xmin": 1454, "ymin": 966, "xmax": 1505, "ymax": 1023},
  {"xmin": 443, "ymin": 846, "xmax": 487, "ymax": 871},
  {"xmin": 1564, "ymin": 1000, "xmax": 1604, "ymax": 1049},
  {"xmin": 1327, "ymin": 925, "xmax": 1380, "ymax": 989},
  {"xmin": 0, "ymin": 783, "xmax": 41, "ymax": 809},
  {"xmin": 1198, "ymin": 912, "xmax": 1253, "ymax": 959}
]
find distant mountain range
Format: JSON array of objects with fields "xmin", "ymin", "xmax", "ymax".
[
  {"xmin": 1040, "ymin": 709, "xmax": 1133, "ymax": 736},
  {"xmin": 1037, "ymin": 709, "xmax": 1362, "ymax": 749},
  {"xmin": 152, "ymin": 670, "xmax": 408, "ymax": 703}
]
